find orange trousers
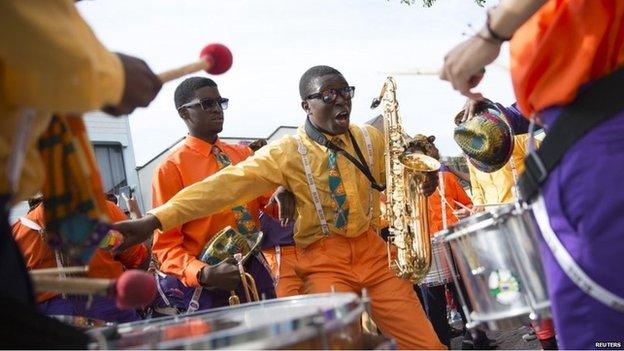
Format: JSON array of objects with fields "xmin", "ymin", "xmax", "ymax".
[
  {"xmin": 295, "ymin": 229, "xmax": 445, "ymax": 350},
  {"xmin": 262, "ymin": 245, "xmax": 304, "ymax": 297}
]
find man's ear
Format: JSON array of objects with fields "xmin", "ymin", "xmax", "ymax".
[
  {"xmin": 301, "ymin": 100, "xmax": 310, "ymax": 114},
  {"xmin": 178, "ymin": 108, "xmax": 190, "ymax": 120}
]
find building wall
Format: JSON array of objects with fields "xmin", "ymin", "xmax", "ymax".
[{"xmin": 84, "ymin": 112, "xmax": 143, "ymax": 212}]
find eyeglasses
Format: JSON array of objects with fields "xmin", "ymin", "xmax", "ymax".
[
  {"xmin": 178, "ymin": 98, "xmax": 229, "ymax": 111},
  {"xmin": 306, "ymin": 86, "xmax": 355, "ymax": 104}
]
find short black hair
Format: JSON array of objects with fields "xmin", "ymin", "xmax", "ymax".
[
  {"xmin": 174, "ymin": 77, "xmax": 218, "ymax": 109},
  {"xmin": 299, "ymin": 65, "xmax": 343, "ymax": 99}
]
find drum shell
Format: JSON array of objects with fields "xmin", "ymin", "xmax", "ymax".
[
  {"xmin": 419, "ymin": 235, "xmax": 456, "ymax": 287},
  {"xmin": 92, "ymin": 293, "xmax": 372, "ymax": 349},
  {"xmin": 444, "ymin": 205, "xmax": 550, "ymax": 330}
]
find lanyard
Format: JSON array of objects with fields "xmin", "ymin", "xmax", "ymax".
[{"xmin": 304, "ymin": 118, "xmax": 385, "ymax": 191}]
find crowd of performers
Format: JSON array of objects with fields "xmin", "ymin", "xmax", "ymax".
[{"xmin": 1, "ymin": 0, "xmax": 624, "ymax": 349}]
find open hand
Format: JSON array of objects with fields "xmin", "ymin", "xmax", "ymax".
[
  {"xmin": 440, "ymin": 35, "xmax": 500, "ymax": 99},
  {"xmin": 266, "ymin": 186, "xmax": 296, "ymax": 226},
  {"xmin": 111, "ymin": 214, "xmax": 160, "ymax": 251}
]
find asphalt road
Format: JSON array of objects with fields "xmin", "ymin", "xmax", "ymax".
[{"xmin": 450, "ymin": 326, "xmax": 542, "ymax": 350}]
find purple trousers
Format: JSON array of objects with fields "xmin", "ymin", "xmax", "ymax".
[
  {"xmin": 37, "ymin": 295, "xmax": 140, "ymax": 323},
  {"xmin": 537, "ymin": 107, "xmax": 624, "ymax": 349},
  {"xmin": 152, "ymin": 254, "xmax": 276, "ymax": 316}
]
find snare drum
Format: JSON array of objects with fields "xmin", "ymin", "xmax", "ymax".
[
  {"xmin": 443, "ymin": 204, "xmax": 550, "ymax": 330},
  {"xmin": 91, "ymin": 293, "xmax": 393, "ymax": 349},
  {"xmin": 419, "ymin": 234, "xmax": 456, "ymax": 287}
]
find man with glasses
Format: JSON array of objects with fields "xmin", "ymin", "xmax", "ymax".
[
  {"xmin": 114, "ymin": 66, "xmax": 444, "ymax": 349},
  {"xmin": 149, "ymin": 77, "xmax": 275, "ymax": 315}
]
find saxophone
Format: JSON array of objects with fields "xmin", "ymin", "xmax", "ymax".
[{"xmin": 371, "ymin": 77, "xmax": 440, "ymax": 283}]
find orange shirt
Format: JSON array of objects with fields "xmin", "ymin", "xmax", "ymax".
[
  {"xmin": 427, "ymin": 171, "xmax": 472, "ymax": 235},
  {"xmin": 151, "ymin": 135, "xmax": 264, "ymax": 288},
  {"xmin": 11, "ymin": 201, "xmax": 148, "ymax": 303},
  {"xmin": 511, "ymin": 0, "xmax": 624, "ymax": 116}
]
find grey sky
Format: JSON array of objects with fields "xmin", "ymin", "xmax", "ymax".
[{"xmin": 77, "ymin": 0, "xmax": 514, "ymax": 166}]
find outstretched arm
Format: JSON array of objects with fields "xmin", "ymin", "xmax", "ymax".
[
  {"xmin": 114, "ymin": 141, "xmax": 288, "ymax": 249},
  {"xmin": 440, "ymin": 0, "xmax": 547, "ymax": 98}
]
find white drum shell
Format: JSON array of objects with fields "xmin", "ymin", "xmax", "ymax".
[{"xmin": 444, "ymin": 204, "xmax": 551, "ymax": 330}]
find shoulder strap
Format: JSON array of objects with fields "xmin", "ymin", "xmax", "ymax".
[
  {"xmin": 358, "ymin": 126, "xmax": 374, "ymax": 220},
  {"xmin": 19, "ymin": 217, "xmax": 43, "ymax": 232},
  {"xmin": 519, "ymin": 65, "xmax": 624, "ymax": 201}
]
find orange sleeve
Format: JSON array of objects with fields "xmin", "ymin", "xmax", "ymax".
[
  {"xmin": 448, "ymin": 173, "xmax": 472, "ymax": 207},
  {"xmin": 151, "ymin": 161, "xmax": 207, "ymax": 287}
]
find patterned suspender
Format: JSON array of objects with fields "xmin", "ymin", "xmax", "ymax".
[
  {"xmin": 295, "ymin": 127, "xmax": 374, "ymax": 235},
  {"xmin": 295, "ymin": 135, "xmax": 330, "ymax": 236}
]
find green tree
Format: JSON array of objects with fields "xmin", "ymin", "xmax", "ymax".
[{"xmin": 400, "ymin": 0, "xmax": 485, "ymax": 7}]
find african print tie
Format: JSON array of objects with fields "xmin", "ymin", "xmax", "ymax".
[
  {"xmin": 328, "ymin": 140, "xmax": 349, "ymax": 229},
  {"xmin": 212, "ymin": 146, "xmax": 258, "ymax": 234}
]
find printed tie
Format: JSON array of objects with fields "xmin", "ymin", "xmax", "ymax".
[
  {"xmin": 328, "ymin": 139, "xmax": 349, "ymax": 229},
  {"xmin": 212, "ymin": 146, "xmax": 258, "ymax": 234}
]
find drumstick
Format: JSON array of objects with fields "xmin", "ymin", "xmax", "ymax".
[
  {"xmin": 157, "ymin": 43, "xmax": 233, "ymax": 83},
  {"xmin": 29, "ymin": 266, "xmax": 88, "ymax": 277},
  {"xmin": 479, "ymin": 203, "xmax": 507, "ymax": 207},
  {"xmin": 442, "ymin": 201, "xmax": 460, "ymax": 220},
  {"xmin": 453, "ymin": 200, "xmax": 472, "ymax": 212},
  {"xmin": 31, "ymin": 270, "xmax": 157, "ymax": 309}
]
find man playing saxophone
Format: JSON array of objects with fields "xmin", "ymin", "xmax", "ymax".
[{"xmin": 114, "ymin": 66, "xmax": 444, "ymax": 350}]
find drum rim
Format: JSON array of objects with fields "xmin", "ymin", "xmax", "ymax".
[
  {"xmin": 51, "ymin": 315, "xmax": 112, "ymax": 328},
  {"xmin": 448, "ymin": 203, "xmax": 516, "ymax": 232}
]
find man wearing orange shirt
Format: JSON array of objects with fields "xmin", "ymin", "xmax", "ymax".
[
  {"xmin": 442, "ymin": 0, "xmax": 624, "ymax": 347},
  {"xmin": 12, "ymin": 199, "xmax": 148, "ymax": 323},
  {"xmin": 150, "ymin": 77, "xmax": 275, "ymax": 314},
  {"xmin": 409, "ymin": 135, "xmax": 494, "ymax": 349}
]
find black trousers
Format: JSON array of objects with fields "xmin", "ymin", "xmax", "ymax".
[
  {"xmin": 416, "ymin": 281, "xmax": 490, "ymax": 349},
  {"xmin": 0, "ymin": 195, "xmax": 88, "ymax": 349}
]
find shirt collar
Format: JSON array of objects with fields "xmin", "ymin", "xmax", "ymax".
[
  {"xmin": 185, "ymin": 134, "xmax": 224, "ymax": 158},
  {"xmin": 298, "ymin": 123, "xmax": 353, "ymax": 149}
]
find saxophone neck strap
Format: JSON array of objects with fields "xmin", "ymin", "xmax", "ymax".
[{"xmin": 304, "ymin": 118, "xmax": 385, "ymax": 191}]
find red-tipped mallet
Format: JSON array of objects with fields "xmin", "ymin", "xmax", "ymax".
[
  {"xmin": 157, "ymin": 43, "xmax": 233, "ymax": 83},
  {"xmin": 31, "ymin": 269, "xmax": 157, "ymax": 309}
]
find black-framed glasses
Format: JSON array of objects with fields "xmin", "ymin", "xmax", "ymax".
[
  {"xmin": 306, "ymin": 86, "xmax": 355, "ymax": 104},
  {"xmin": 178, "ymin": 98, "xmax": 229, "ymax": 111}
]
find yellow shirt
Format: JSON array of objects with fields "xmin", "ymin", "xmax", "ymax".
[
  {"xmin": 150, "ymin": 124, "xmax": 385, "ymax": 248},
  {"xmin": 469, "ymin": 134, "xmax": 542, "ymax": 205},
  {"xmin": 0, "ymin": 0, "xmax": 124, "ymax": 202}
]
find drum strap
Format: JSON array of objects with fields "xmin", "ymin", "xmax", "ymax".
[
  {"xmin": 518, "ymin": 65, "xmax": 624, "ymax": 201},
  {"xmin": 20, "ymin": 217, "xmax": 68, "ymax": 282},
  {"xmin": 533, "ymin": 195, "xmax": 624, "ymax": 313}
]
